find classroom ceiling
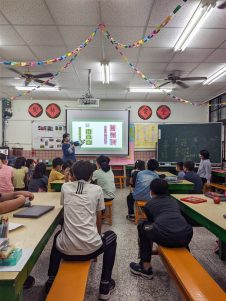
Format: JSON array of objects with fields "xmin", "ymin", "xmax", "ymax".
[{"xmin": 0, "ymin": 0, "xmax": 226, "ymax": 103}]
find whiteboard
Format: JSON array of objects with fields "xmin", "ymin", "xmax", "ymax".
[{"xmin": 32, "ymin": 121, "xmax": 66, "ymax": 150}]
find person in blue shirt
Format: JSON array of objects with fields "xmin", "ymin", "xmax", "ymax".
[
  {"xmin": 176, "ymin": 162, "xmax": 185, "ymax": 179},
  {"xmin": 61, "ymin": 133, "xmax": 76, "ymax": 162},
  {"xmin": 132, "ymin": 159, "xmax": 159, "ymax": 201}
]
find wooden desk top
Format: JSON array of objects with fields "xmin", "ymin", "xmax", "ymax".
[
  {"xmin": 157, "ymin": 171, "xmax": 175, "ymax": 177},
  {"xmin": 171, "ymin": 194, "xmax": 226, "ymax": 231},
  {"xmin": 50, "ymin": 177, "xmax": 193, "ymax": 187},
  {"xmin": 0, "ymin": 192, "xmax": 62, "ymax": 280},
  {"xmin": 212, "ymin": 169, "xmax": 226, "ymax": 174}
]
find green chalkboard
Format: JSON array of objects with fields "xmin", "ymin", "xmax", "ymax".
[{"xmin": 158, "ymin": 123, "xmax": 222, "ymax": 164}]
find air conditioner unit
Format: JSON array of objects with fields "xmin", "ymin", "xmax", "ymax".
[{"xmin": 77, "ymin": 98, "xmax": 100, "ymax": 107}]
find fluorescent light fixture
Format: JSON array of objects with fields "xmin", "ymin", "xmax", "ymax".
[
  {"xmin": 15, "ymin": 86, "xmax": 60, "ymax": 91},
  {"xmin": 129, "ymin": 88, "xmax": 172, "ymax": 93},
  {"xmin": 174, "ymin": 3, "xmax": 213, "ymax": 52},
  {"xmin": 203, "ymin": 66, "xmax": 226, "ymax": 85},
  {"xmin": 101, "ymin": 62, "xmax": 110, "ymax": 84}
]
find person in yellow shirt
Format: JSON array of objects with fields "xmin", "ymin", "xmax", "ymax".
[
  {"xmin": 48, "ymin": 157, "xmax": 64, "ymax": 192},
  {"xmin": 13, "ymin": 157, "xmax": 28, "ymax": 191}
]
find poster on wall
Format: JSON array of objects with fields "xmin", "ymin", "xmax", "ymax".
[
  {"xmin": 135, "ymin": 123, "xmax": 158, "ymax": 149},
  {"xmin": 32, "ymin": 121, "xmax": 66, "ymax": 150}
]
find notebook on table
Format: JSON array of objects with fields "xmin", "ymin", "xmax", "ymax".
[
  {"xmin": 13, "ymin": 205, "xmax": 55, "ymax": 218},
  {"xmin": 180, "ymin": 196, "xmax": 207, "ymax": 204}
]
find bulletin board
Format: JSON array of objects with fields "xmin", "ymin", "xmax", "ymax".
[
  {"xmin": 134, "ymin": 123, "xmax": 158, "ymax": 149},
  {"xmin": 32, "ymin": 121, "xmax": 66, "ymax": 150}
]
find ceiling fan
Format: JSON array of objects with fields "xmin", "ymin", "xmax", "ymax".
[
  {"xmin": 158, "ymin": 71, "xmax": 207, "ymax": 89},
  {"xmin": 6, "ymin": 67, "xmax": 55, "ymax": 87},
  {"xmin": 201, "ymin": 0, "xmax": 226, "ymax": 9},
  {"xmin": 217, "ymin": 0, "xmax": 226, "ymax": 8}
]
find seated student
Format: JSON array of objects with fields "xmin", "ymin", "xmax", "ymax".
[
  {"xmin": 92, "ymin": 156, "xmax": 116, "ymax": 202},
  {"xmin": 28, "ymin": 163, "xmax": 48, "ymax": 192},
  {"xmin": 25, "ymin": 159, "xmax": 36, "ymax": 187},
  {"xmin": 126, "ymin": 160, "xmax": 145, "ymax": 220},
  {"xmin": 45, "ymin": 161, "xmax": 117, "ymax": 300},
  {"xmin": 130, "ymin": 179, "xmax": 193, "ymax": 279},
  {"xmin": 132, "ymin": 159, "xmax": 159, "ymax": 202},
  {"xmin": 176, "ymin": 162, "xmax": 185, "ymax": 179},
  {"xmin": 0, "ymin": 191, "xmax": 34, "ymax": 214},
  {"xmin": 48, "ymin": 157, "xmax": 64, "ymax": 192},
  {"xmin": 183, "ymin": 161, "xmax": 203, "ymax": 193},
  {"xmin": 62, "ymin": 160, "xmax": 73, "ymax": 183},
  {"xmin": 13, "ymin": 157, "xmax": 28, "ymax": 191},
  {"xmin": 0, "ymin": 154, "xmax": 14, "ymax": 193}
]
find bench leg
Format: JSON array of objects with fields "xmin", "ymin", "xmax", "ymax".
[
  {"xmin": 119, "ymin": 178, "xmax": 123, "ymax": 189},
  {"xmin": 219, "ymin": 240, "xmax": 226, "ymax": 260},
  {"xmin": 135, "ymin": 203, "xmax": 138, "ymax": 225}
]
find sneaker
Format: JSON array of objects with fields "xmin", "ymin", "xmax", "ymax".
[
  {"xmin": 126, "ymin": 214, "xmax": 135, "ymax": 221},
  {"xmin": 23, "ymin": 276, "xmax": 35, "ymax": 289},
  {"xmin": 99, "ymin": 279, "xmax": 116, "ymax": 300},
  {"xmin": 130, "ymin": 262, "xmax": 153, "ymax": 280}
]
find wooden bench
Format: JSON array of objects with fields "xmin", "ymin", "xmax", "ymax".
[
  {"xmin": 135, "ymin": 200, "xmax": 147, "ymax": 225},
  {"xmin": 158, "ymin": 246, "xmax": 226, "ymax": 301},
  {"xmin": 46, "ymin": 260, "xmax": 91, "ymax": 301},
  {"xmin": 114, "ymin": 175, "xmax": 127, "ymax": 189},
  {"xmin": 209, "ymin": 182, "xmax": 226, "ymax": 191},
  {"xmin": 103, "ymin": 201, "xmax": 112, "ymax": 225}
]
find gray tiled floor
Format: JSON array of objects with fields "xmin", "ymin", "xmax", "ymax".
[{"xmin": 24, "ymin": 188, "xmax": 226, "ymax": 301}]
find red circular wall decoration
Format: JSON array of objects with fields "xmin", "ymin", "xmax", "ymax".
[
  {"xmin": 138, "ymin": 105, "xmax": 152, "ymax": 120},
  {"xmin": 28, "ymin": 103, "xmax": 43, "ymax": 118},
  {"xmin": 46, "ymin": 103, "xmax": 61, "ymax": 119},
  {"xmin": 156, "ymin": 105, "xmax": 171, "ymax": 120}
]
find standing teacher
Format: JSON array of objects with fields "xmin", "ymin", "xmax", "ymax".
[
  {"xmin": 61, "ymin": 133, "xmax": 76, "ymax": 163},
  {"xmin": 197, "ymin": 149, "xmax": 212, "ymax": 184}
]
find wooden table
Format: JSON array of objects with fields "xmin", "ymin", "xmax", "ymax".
[
  {"xmin": 0, "ymin": 193, "xmax": 62, "ymax": 301},
  {"xmin": 157, "ymin": 172, "xmax": 194, "ymax": 194},
  {"xmin": 50, "ymin": 175, "xmax": 194, "ymax": 194},
  {"xmin": 212, "ymin": 169, "xmax": 226, "ymax": 179},
  {"xmin": 171, "ymin": 194, "xmax": 226, "ymax": 260}
]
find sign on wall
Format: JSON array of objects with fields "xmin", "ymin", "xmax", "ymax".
[
  {"xmin": 156, "ymin": 105, "xmax": 171, "ymax": 120},
  {"xmin": 138, "ymin": 105, "xmax": 152, "ymax": 120},
  {"xmin": 28, "ymin": 103, "xmax": 43, "ymax": 118},
  {"xmin": 32, "ymin": 121, "xmax": 66, "ymax": 150},
  {"xmin": 46, "ymin": 103, "xmax": 61, "ymax": 119}
]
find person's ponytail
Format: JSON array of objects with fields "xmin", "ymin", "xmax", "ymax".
[{"xmin": 100, "ymin": 161, "xmax": 110, "ymax": 172}]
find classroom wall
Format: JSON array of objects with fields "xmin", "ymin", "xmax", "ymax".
[{"xmin": 0, "ymin": 99, "xmax": 209, "ymax": 160}]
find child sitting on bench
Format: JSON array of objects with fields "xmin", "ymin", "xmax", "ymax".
[
  {"xmin": 46, "ymin": 160, "xmax": 117, "ymax": 300},
  {"xmin": 130, "ymin": 178, "xmax": 193, "ymax": 279}
]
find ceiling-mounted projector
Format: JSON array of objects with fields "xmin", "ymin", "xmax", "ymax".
[
  {"xmin": 77, "ymin": 69, "xmax": 100, "ymax": 107},
  {"xmin": 77, "ymin": 97, "xmax": 100, "ymax": 107}
]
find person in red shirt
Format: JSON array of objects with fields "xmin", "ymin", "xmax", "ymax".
[{"xmin": 0, "ymin": 154, "xmax": 14, "ymax": 193}]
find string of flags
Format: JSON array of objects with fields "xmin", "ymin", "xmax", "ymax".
[
  {"xmin": 101, "ymin": 26, "xmax": 194, "ymax": 106},
  {"xmin": 1, "ymin": 0, "xmax": 208, "ymax": 106},
  {"xmin": 9, "ymin": 27, "xmax": 99, "ymax": 100}
]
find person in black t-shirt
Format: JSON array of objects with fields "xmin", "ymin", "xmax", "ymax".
[
  {"xmin": 130, "ymin": 178, "xmax": 193, "ymax": 279},
  {"xmin": 126, "ymin": 160, "xmax": 145, "ymax": 220}
]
